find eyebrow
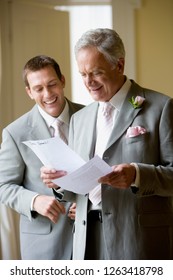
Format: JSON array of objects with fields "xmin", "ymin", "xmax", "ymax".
[{"xmin": 32, "ymin": 79, "xmax": 58, "ymax": 90}]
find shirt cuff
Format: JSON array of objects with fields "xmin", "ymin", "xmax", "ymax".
[
  {"xmin": 31, "ymin": 194, "xmax": 39, "ymax": 211},
  {"xmin": 130, "ymin": 163, "xmax": 140, "ymax": 187}
]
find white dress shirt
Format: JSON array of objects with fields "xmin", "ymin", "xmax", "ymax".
[
  {"xmin": 37, "ymin": 100, "xmax": 69, "ymax": 139},
  {"xmin": 31, "ymin": 101, "xmax": 70, "ymax": 211},
  {"xmin": 90, "ymin": 78, "xmax": 139, "ymax": 209}
]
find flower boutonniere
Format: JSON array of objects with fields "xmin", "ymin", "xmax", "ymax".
[{"xmin": 129, "ymin": 96, "xmax": 145, "ymax": 109}]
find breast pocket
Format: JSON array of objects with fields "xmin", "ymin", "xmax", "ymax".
[{"xmin": 122, "ymin": 132, "xmax": 150, "ymax": 163}]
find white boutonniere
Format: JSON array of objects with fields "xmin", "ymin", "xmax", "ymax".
[{"xmin": 129, "ymin": 96, "xmax": 145, "ymax": 109}]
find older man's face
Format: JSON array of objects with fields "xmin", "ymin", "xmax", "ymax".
[{"xmin": 77, "ymin": 46, "xmax": 124, "ymax": 102}]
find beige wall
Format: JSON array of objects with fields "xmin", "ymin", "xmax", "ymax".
[
  {"xmin": 0, "ymin": 0, "xmax": 71, "ymax": 134},
  {"xmin": 135, "ymin": 0, "xmax": 173, "ymax": 97},
  {"xmin": 1, "ymin": 0, "xmax": 173, "ymax": 135}
]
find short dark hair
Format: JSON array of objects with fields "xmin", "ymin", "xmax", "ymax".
[{"xmin": 23, "ymin": 55, "xmax": 62, "ymax": 87}]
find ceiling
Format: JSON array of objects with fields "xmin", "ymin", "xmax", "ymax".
[{"xmin": 33, "ymin": 0, "xmax": 111, "ymax": 6}]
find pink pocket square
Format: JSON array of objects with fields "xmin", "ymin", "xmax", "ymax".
[{"xmin": 126, "ymin": 126, "xmax": 147, "ymax": 138}]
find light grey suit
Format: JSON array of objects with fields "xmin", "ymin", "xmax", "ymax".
[
  {"xmin": 65, "ymin": 81, "xmax": 173, "ymax": 259},
  {"xmin": 0, "ymin": 99, "xmax": 83, "ymax": 259}
]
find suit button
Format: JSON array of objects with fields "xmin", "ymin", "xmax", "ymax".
[
  {"xmin": 82, "ymin": 220, "xmax": 86, "ymax": 225},
  {"xmin": 105, "ymin": 212, "xmax": 111, "ymax": 216},
  {"xmin": 103, "ymin": 156, "xmax": 109, "ymax": 160}
]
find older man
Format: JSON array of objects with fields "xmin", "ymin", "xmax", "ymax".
[{"xmin": 42, "ymin": 29, "xmax": 173, "ymax": 260}]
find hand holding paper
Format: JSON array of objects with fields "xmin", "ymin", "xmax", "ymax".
[{"xmin": 23, "ymin": 137, "xmax": 112, "ymax": 195}]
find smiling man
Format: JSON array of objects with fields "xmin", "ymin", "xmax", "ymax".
[
  {"xmin": 41, "ymin": 29, "xmax": 173, "ymax": 260},
  {"xmin": 0, "ymin": 55, "xmax": 83, "ymax": 259}
]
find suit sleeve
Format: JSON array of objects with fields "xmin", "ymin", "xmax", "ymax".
[
  {"xmin": 137, "ymin": 98, "xmax": 173, "ymax": 196},
  {"xmin": 0, "ymin": 128, "xmax": 38, "ymax": 220}
]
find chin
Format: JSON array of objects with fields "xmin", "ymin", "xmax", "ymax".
[
  {"xmin": 91, "ymin": 94, "xmax": 102, "ymax": 102},
  {"xmin": 45, "ymin": 109, "xmax": 57, "ymax": 117},
  {"xmin": 91, "ymin": 92, "xmax": 106, "ymax": 102}
]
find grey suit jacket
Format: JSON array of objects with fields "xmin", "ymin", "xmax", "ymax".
[
  {"xmin": 0, "ymin": 99, "xmax": 83, "ymax": 259},
  {"xmin": 66, "ymin": 81, "xmax": 173, "ymax": 260}
]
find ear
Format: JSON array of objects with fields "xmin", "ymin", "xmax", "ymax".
[
  {"xmin": 25, "ymin": 86, "xmax": 34, "ymax": 100},
  {"xmin": 117, "ymin": 58, "xmax": 125, "ymax": 73},
  {"xmin": 61, "ymin": 75, "xmax": 65, "ymax": 88}
]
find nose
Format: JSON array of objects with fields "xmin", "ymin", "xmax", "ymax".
[
  {"xmin": 44, "ymin": 86, "xmax": 52, "ymax": 97},
  {"xmin": 85, "ymin": 74, "xmax": 94, "ymax": 86}
]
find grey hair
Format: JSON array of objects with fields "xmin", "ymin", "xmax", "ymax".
[{"xmin": 74, "ymin": 28, "xmax": 125, "ymax": 67}]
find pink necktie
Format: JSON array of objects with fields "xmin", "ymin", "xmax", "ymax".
[
  {"xmin": 52, "ymin": 119, "xmax": 68, "ymax": 144},
  {"xmin": 89, "ymin": 102, "xmax": 114, "ymax": 205}
]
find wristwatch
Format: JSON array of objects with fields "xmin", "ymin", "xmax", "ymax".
[{"xmin": 53, "ymin": 188, "xmax": 65, "ymax": 202}]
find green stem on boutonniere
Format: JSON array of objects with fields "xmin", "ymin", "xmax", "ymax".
[{"xmin": 129, "ymin": 96, "xmax": 145, "ymax": 109}]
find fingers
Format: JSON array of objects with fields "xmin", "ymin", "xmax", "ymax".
[
  {"xmin": 47, "ymin": 200, "xmax": 66, "ymax": 223},
  {"xmin": 40, "ymin": 167, "xmax": 67, "ymax": 180},
  {"xmin": 68, "ymin": 203, "xmax": 76, "ymax": 220},
  {"xmin": 33, "ymin": 195, "xmax": 66, "ymax": 223},
  {"xmin": 98, "ymin": 164, "xmax": 136, "ymax": 189},
  {"xmin": 40, "ymin": 166, "xmax": 67, "ymax": 188},
  {"xmin": 40, "ymin": 166, "xmax": 57, "ymax": 174},
  {"xmin": 98, "ymin": 171, "xmax": 117, "ymax": 184},
  {"xmin": 44, "ymin": 181, "xmax": 60, "ymax": 189}
]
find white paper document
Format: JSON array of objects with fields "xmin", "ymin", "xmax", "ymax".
[{"xmin": 23, "ymin": 137, "xmax": 112, "ymax": 195}]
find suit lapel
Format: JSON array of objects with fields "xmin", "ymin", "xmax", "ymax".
[
  {"xmin": 80, "ymin": 102, "xmax": 98, "ymax": 160},
  {"xmin": 88, "ymin": 103, "xmax": 98, "ymax": 159},
  {"xmin": 28, "ymin": 100, "xmax": 83, "ymax": 142},
  {"xmin": 26, "ymin": 105, "xmax": 51, "ymax": 140},
  {"xmin": 67, "ymin": 98, "xmax": 82, "ymax": 117},
  {"xmin": 106, "ymin": 81, "xmax": 145, "ymax": 150}
]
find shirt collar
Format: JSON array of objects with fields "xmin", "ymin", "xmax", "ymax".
[
  {"xmin": 109, "ymin": 77, "xmax": 131, "ymax": 111},
  {"xmin": 37, "ymin": 99, "xmax": 69, "ymax": 128}
]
